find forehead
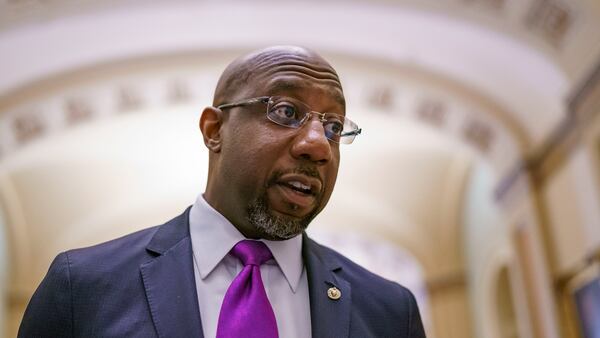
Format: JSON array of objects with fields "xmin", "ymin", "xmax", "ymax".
[
  {"xmin": 250, "ymin": 62, "xmax": 346, "ymax": 110},
  {"xmin": 264, "ymin": 76, "xmax": 345, "ymax": 107}
]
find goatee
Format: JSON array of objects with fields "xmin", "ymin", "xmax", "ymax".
[{"xmin": 246, "ymin": 168, "xmax": 322, "ymax": 240}]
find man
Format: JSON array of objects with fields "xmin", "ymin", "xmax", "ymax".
[{"xmin": 19, "ymin": 46, "xmax": 426, "ymax": 337}]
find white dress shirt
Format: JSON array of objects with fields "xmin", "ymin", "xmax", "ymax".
[{"xmin": 189, "ymin": 194, "xmax": 312, "ymax": 338}]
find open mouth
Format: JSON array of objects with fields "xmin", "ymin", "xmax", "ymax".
[
  {"xmin": 280, "ymin": 180, "xmax": 314, "ymax": 195},
  {"xmin": 276, "ymin": 172, "xmax": 322, "ymax": 198},
  {"xmin": 268, "ymin": 172, "xmax": 322, "ymax": 212}
]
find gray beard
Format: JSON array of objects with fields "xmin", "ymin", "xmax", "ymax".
[{"xmin": 246, "ymin": 191, "xmax": 319, "ymax": 240}]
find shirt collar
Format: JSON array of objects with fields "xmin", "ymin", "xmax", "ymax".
[{"xmin": 189, "ymin": 194, "xmax": 304, "ymax": 292}]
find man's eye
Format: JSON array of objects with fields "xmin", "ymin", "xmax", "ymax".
[
  {"xmin": 324, "ymin": 121, "xmax": 344, "ymax": 136},
  {"xmin": 271, "ymin": 104, "xmax": 298, "ymax": 119}
]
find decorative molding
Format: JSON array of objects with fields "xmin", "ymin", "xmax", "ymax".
[
  {"xmin": 0, "ymin": 81, "xmax": 163, "ymax": 159},
  {"xmin": 524, "ymin": 0, "xmax": 574, "ymax": 48},
  {"xmin": 496, "ymin": 56, "xmax": 600, "ymax": 200},
  {"xmin": 527, "ymin": 115, "xmax": 578, "ymax": 187},
  {"xmin": 12, "ymin": 110, "xmax": 45, "ymax": 145},
  {"xmin": 554, "ymin": 248, "xmax": 600, "ymax": 290},
  {"xmin": 417, "ymin": 99, "xmax": 446, "ymax": 128},
  {"xmin": 64, "ymin": 97, "xmax": 94, "ymax": 125},
  {"xmin": 461, "ymin": 0, "xmax": 506, "ymax": 11},
  {"xmin": 528, "ymin": 55, "xmax": 600, "ymax": 185},
  {"xmin": 367, "ymin": 86, "xmax": 395, "ymax": 112},
  {"xmin": 166, "ymin": 80, "xmax": 192, "ymax": 105},
  {"xmin": 0, "ymin": 56, "xmax": 519, "ymax": 169},
  {"xmin": 0, "ymin": 0, "xmax": 584, "ymax": 58},
  {"xmin": 0, "ymin": 0, "xmax": 138, "ymax": 32},
  {"xmin": 363, "ymin": 84, "xmax": 516, "ymax": 164},
  {"xmin": 116, "ymin": 86, "xmax": 144, "ymax": 113},
  {"xmin": 462, "ymin": 116, "xmax": 495, "ymax": 153},
  {"xmin": 568, "ymin": 58, "xmax": 600, "ymax": 119}
]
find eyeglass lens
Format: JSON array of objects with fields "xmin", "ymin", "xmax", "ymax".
[{"xmin": 266, "ymin": 96, "xmax": 359, "ymax": 144}]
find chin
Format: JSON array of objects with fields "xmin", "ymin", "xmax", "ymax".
[{"xmin": 246, "ymin": 197, "xmax": 317, "ymax": 240}]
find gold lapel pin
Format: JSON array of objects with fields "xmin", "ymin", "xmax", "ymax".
[{"xmin": 327, "ymin": 287, "xmax": 341, "ymax": 300}]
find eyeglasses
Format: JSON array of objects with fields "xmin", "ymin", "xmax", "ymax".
[{"xmin": 217, "ymin": 96, "xmax": 361, "ymax": 144}]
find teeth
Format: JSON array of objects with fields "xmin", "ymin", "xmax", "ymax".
[{"xmin": 288, "ymin": 181, "xmax": 311, "ymax": 191}]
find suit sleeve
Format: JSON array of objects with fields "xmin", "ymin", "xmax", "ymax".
[
  {"xmin": 405, "ymin": 287, "xmax": 427, "ymax": 338},
  {"xmin": 18, "ymin": 252, "xmax": 74, "ymax": 338}
]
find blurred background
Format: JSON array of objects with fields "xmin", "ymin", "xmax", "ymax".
[{"xmin": 1, "ymin": 0, "xmax": 600, "ymax": 337}]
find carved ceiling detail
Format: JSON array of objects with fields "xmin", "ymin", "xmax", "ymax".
[
  {"xmin": 368, "ymin": 86, "xmax": 395, "ymax": 112},
  {"xmin": 12, "ymin": 110, "xmax": 45, "ymax": 145},
  {"xmin": 0, "ymin": 66, "xmax": 519, "ymax": 180},
  {"xmin": 417, "ymin": 99, "xmax": 447, "ymax": 128},
  {"xmin": 64, "ymin": 98, "xmax": 94, "ymax": 126},
  {"xmin": 0, "ymin": 0, "xmax": 582, "ymax": 50},
  {"xmin": 463, "ymin": 117, "xmax": 495, "ymax": 153},
  {"xmin": 525, "ymin": 0, "xmax": 573, "ymax": 47},
  {"xmin": 0, "ymin": 74, "xmax": 198, "ymax": 154}
]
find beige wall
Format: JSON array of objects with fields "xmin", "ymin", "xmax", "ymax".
[{"xmin": 542, "ymin": 147, "xmax": 600, "ymax": 274}]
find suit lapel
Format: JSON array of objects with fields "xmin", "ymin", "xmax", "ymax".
[
  {"xmin": 303, "ymin": 234, "xmax": 351, "ymax": 338},
  {"xmin": 140, "ymin": 208, "xmax": 204, "ymax": 338}
]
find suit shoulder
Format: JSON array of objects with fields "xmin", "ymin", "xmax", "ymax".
[
  {"xmin": 66, "ymin": 225, "xmax": 160, "ymax": 264},
  {"xmin": 62, "ymin": 208, "xmax": 192, "ymax": 277},
  {"xmin": 307, "ymin": 239, "xmax": 426, "ymax": 336},
  {"xmin": 309, "ymin": 238, "xmax": 416, "ymax": 298}
]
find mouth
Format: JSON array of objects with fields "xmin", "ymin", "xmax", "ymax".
[
  {"xmin": 277, "ymin": 173, "xmax": 321, "ymax": 196},
  {"xmin": 280, "ymin": 180, "xmax": 315, "ymax": 195},
  {"xmin": 268, "ymin": 172, "xmax": 322, "ymax": 214}
]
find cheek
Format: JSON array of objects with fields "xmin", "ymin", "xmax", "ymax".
[
  {"xmin": 324, "ymin": 168, "xmax": 339, "ymax": 197},
  {"xmin": 221, "ymin": 123, "xmax": 283, "ymax": 189}
]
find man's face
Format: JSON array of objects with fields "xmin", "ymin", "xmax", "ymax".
[{"xmin": 212, "ymin": 55, "xmax": 345, "ymax": 240}]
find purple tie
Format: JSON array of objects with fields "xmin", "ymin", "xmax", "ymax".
[{"xmin": 216, "ymin": 240, "xmax": 279, "ymax": 338}]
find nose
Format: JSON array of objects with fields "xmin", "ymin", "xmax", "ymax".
[{"xmin": 290, "ymin": 118, "xmax": 332, "ymax": 164}]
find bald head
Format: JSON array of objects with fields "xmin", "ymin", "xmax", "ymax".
[{"xmin": 213, "ymin": 46, "xmax": 344, "ymax": 107}]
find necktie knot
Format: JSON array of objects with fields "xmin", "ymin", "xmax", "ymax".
[{"xmin": 231, "ymin": 240, "xmax": 273, "ymax": 266}]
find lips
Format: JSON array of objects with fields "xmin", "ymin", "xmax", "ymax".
[
  {"xmin": 276, "ymin": 173, "xmax": 322, "ymax": 197},
  {"xmin": 285, "ymin": 181, "xmax": 312, "ymax": 194},
  {"xmin": 267, "ymin": 172, "xmax": 323, "ymax": 214}
]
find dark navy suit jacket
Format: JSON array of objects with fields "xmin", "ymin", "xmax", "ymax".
[{"xmin": 19, "ymin": 208, "xmax": 426, "ymax": 337}]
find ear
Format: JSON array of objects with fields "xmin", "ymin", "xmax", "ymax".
[{"xmin": 199, "ymin": 106, "xmax": 223, "ymax": 153}]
